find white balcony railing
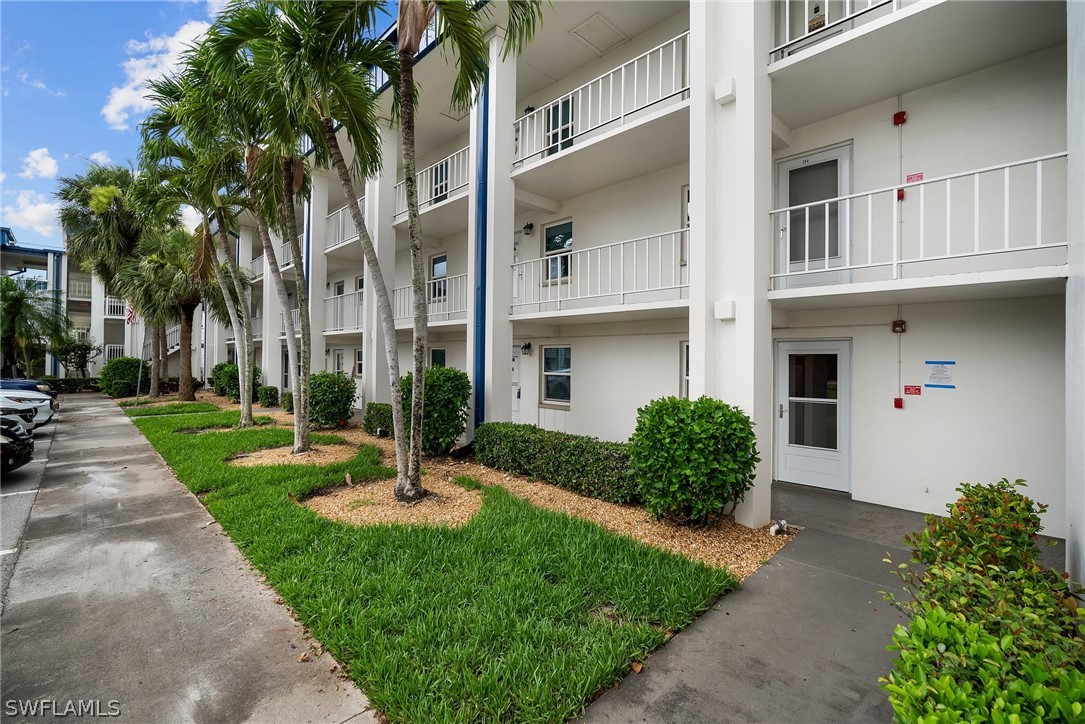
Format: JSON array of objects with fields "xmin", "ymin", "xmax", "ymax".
[
  {"xmin": 68, "ymin": 279, "xmax": 92, "ymax": 299},
  {"xmin": 513, "ymin": 32, "xmax": 689, "ymax": 166},
  {"xmin": 511, "ymin": 229, "xmax": 689, "ymax": 313},
  {"xmin": 280, "ymin": 238, "xmax": 295, "ymax": 268},
  {"xmin": 73, "ymin": 327, "xmax": 90, "ymax": 341},
  {"xmin": 279, "ymin": 308, "xmax": 301, "ymax": 335},
  {"xmin": 104, "ymin": 344, "xmax": 125, "ymax": 361},
  {"xmin": 392, "ymin": 274, "xmax": 469, "ymax": 322},
  {"xmin": 769, "ymin": 153, "xmax": 1068, "ymax": 288},
  {"xmin": 166, "ymin": 325, "xmax": 180, "ymax": 350},
  {"xmin": 394, "ymin": 147, "xmax": 470, "ymax": 215},
  {"xmin": 324, "ymin": 292, "xmax": 365, "ymax": 332},
  {"xmin": 105, "ymin": 297, "xmax": 127, "ymax": 317},
  {"xmin": 325, "ymin": 198, "xmax": 365, "ymax": 250},
  {"xmin": 249, "ymin": 256, "xmax": 264, "ymax": 279},
  {"xmin": 772, "ymin": 0, "xmax": 894, "ymax": 60},
  {"xmin": 251, "ymin": 315, "xmax": 262, "ymax": 340}
]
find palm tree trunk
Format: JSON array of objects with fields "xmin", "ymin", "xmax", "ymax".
[
  {"xmin": 401, "ymin": 47, "xmax": 428, "ymax": 500},
  {"xmin": 149, "ymin": 325, "xmax": 161, "ymax": 397},
  {"xmin": 212, "ymin": 210, "xmax": 254, "ymax": 427},
  {"xmin": 321, "ymin": 117, "xmax": 411, "ymax": 493},
  {"xmin": 159, "ymin": 328, "xmax": 167, "ymax": 389},
  {"xmin": 254, "ymin": 211, "xmax": 302, "ymax": 446},
  {"xmin": 179, "ymin": 304, "xmax": 197, "ymax": 401},
  {"xmin": 281, "ymin": 159, "xmax": 311, "ymax": 453}
]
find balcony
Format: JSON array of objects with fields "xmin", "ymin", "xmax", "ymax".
[
  {"xmin": 324, "ymin": 292, "xmax": 365, "ymax": 333},
  {"xmin": 511, "ymin": 229, "xmax": 689, "ymax": 317},
  {"xmin": 769, "ymin": 0, "xmax": 1067, "ymax": 129},
  {"xmin": 280, "ymin": 308, "xmax": 301, "ymax": 336},
  {"xmin": 392, "ymin": 274, "xmax": 468, "ymax": 326},
  {"xmin": 226, "ymin": 316, "xmax": 262, "ymax": 342},
  {"xmin": 73, "ymin": 327, "xmax": 90, "ymax": 341},
  {"xmin": 279, "ymin": 237, "xmax": 299, "ymax": 269},
  {"xmin": 104, "ymin": 344, "xmax": 125, "ymax": 361},
  {"xmin": 249, "ymin": 256, "xmax": 264, "ymax": 280},
  {"xmin": 104, "ymin": 297, "xmax": 127, "ymax": 318},
  {"xmin": 511, "ymin": 32, "xmax": 690, "ymax": 201},
  {"xmin": 768, "ymin": 154, "xmax": 1068, "ymax": 306},
  {"xmin": 166, "ymin": 325, "xmax": 180, "ymax": 351},
  {"xmin": 68, "ymin": 279, "xmax": 92, "ymax": 299},
  {"xmin": 325, "ymin": 198, "xmax": 365, "ymax": 251},
  {"xmin": 393, "ymin": 147, "xmax": 470, "ymax": 238}
]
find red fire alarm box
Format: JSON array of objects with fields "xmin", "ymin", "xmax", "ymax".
[
  {"xmin": 894, "ymin": 397, "xmax": 904, "ymax": 409},
  {"xmin": 893, "ymin": 110, "xmax": 907, "ymax": 126}
]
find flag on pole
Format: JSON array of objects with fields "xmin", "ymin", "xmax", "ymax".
[{"xmin": 126, "ymin": 303, "xmax": 136, "ymax": 324}]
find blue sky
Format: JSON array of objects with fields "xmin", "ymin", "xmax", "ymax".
[{"xmin": 1, "ymin": 0, "xmax": 396, "ymax": 251}]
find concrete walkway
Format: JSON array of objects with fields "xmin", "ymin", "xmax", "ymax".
[
  {"xmin": 582, "ymin": 484, "xmax": 929, "ymax": 724},
  {"xmin": 1, "ymin": 395, "xmax": 374, "ymax": 724}
]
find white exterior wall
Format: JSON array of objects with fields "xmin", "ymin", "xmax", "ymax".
[{"xmin": 776, "ymin": 296, "xmax": 1066, "ymax": 536}]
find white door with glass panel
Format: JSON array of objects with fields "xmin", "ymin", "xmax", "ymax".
[
  {"xmin": 775, "ymin": 340, "xmax": 851, "ymax": 492},
  {"xmin": 511, "ymin": 346, "xmax": 521, "ymax": 423},
  {"xmin": 776, "ymin": 145, "xmax": 850, "ymax": 286}
]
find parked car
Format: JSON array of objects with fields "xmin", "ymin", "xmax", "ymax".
[
  {"xmin": 0, "ymin": 378, "xmax": 57, "ymax": 399},
  {"xmin": 1, "ymin": 418, "xmax": 34, "ymax": 473},
  {"xmin": 0, "ymin": 390, "xmax": 55, "ymax": 430},
  {"xmin": 1, "ymin": 403, "xmax": 38, "ymax": 430}
]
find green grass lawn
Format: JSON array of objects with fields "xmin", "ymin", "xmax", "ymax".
[
  {"xmin": 133, "ymin": 411, "xmax": 737, "ymax": 723},
  {"xmin": 124, "ymin": 401, "xmax": 222, "ymax": 416}
]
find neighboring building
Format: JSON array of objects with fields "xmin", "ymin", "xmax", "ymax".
[
  {"xmin": 1, "ymin": 227, "xmax": 66, "ymax": 377},
  {"xmin": 78, "ymin": 1, "xmax": 1085, "ymax": 583}
]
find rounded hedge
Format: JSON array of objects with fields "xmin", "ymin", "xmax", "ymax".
[
  {"xmin": 282, "ymin": 389, "xmax": 293, "ymax": 414},
  {"xmin": 310, "ymin": 371, "xmax": 356, "ymax": 428},
  {"xmin": 363, "ymin": 402, "xmax": 394, "ymax": 437},
  {"xmin": 213, "ymin": 363, "xmax": 261, "ymax": 402},
  {"xmin": 257, "ymin": 385, "xmax": 279, "ymax": 407},
  {"xmin": 629, "ymin": 396, "xmax": 760, "ymax": 526},
  {"xmin": 99, "ymin": 356, "xmax": 150, "ymax": 398},
  {"xmin": 208, "ymin": 362, "xmax": 231, "ymax": 396},
  {"xmin": 400, "ymin": 366, "xmax": 472, "ymax": 455}
]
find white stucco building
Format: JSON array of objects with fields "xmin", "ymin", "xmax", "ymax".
[{"xmin": 74, "ymin": 1, "xmax": 1084, "ymax": 584}]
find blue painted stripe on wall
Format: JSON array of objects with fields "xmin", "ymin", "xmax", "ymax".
[
  {"xmin": 924, "ymin": 360, "xmax": 956, "ymax": 365},
  {"xmin": 924, "ymin": 384, "xmax": 956, "ymax": 389},
  {"xmin": 473, "ymin": 71, "xmax": 490, "ymax": 429}
]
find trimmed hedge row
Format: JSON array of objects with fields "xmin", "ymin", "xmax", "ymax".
[
  {"xmin": 49, "ymin": 377, "xmax": 100, "ymax": 393},
  {"xmin": 99, "ymin": 357, "xmax": 150, "ymax": 398},
  {"xmin": 883, "ymin": 479, "xmax": 1085, "ymax": 721},
  {"xmin": 474, "ymin": 422, "xmax": 636, "ymax": 504}
]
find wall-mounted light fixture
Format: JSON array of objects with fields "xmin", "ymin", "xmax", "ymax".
[
  {"xmin": 523, "ymin": 106, "xmax": 535, "ymax": 116},
  {"xmin": 520, "ymin": 342, "xmax": 532, "ymax": 355},
  {"xmin": 522, "ymin": 223, "xmax": 534, "ymax": 236}
]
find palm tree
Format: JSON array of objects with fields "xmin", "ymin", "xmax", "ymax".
[
  {"xmin": 395, "ymin": 0, "xmax": 544, "ymax": 499},
  {"xmin": 138, "ymin": 68, "xmax": 258, "ymax": 426},
  {"xmin": 56, "ymin": 164, "xmax": 174, "ymax": 395},
  {"xmin": 208, "ymin": 1, "xmax": 403, "ymax": 467},
  {"xmin": 114, "ymin": 228, "xmax": 212, "ymax": 401},
  {"xmin": 0, "ymin": 276, "xmax": 69, "ymax": 377}
]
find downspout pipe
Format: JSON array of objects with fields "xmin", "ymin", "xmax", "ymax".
[{"xmin": 473, "ymin": 72, "xmax": 490, "ymax": 429}]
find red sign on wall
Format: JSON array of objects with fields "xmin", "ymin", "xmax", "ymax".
[
  {"xmin": 904, "ymin": 385, "xmax": 922, "ymax": 395},
  {"xmin": 906, "ymin": 172, "xmax": 924, "ymax": 184}
]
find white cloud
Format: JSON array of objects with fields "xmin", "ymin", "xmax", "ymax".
[
  {"xmin": 16, "ymin": 70, "xmax": 66, "ymax": 97},
  {"xmin": 0, "ymin": 172, "xmax": 6, "ymax": 184},
  {"xmin": 18, "ymin": 148, "xmax": 59, "ymax": 179},
  {"xmin": 2, "ymin": 190, "xmax": 60, "ymax": 236},
  {"xmin": 180, "ymin": 205, "xmax": 203, "ymax": 232},
  {"xmin": 89, "ymin": 151, "xmax": 112, "ymax": 165},
  {"xmin": 206, "ymin": 0, "xmax": 229, "ymax": 18},
  {"xmin": 101, "ymin": 19, "xmax": 210, "ymax": 131}
]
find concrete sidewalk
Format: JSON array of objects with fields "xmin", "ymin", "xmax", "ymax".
[
  {"xmin": 1, "ymin": 394, "xmax": 374, "ymax": 723},
  {"xmin": 582, "ymin": 485, "xmax": 929, "ymax": 724}
]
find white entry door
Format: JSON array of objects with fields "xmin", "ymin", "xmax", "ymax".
[
  {"xmin": 775, "ymin": 340, "xmax": 851, "ymax": 492},
  {"xmin": 776, "ymin": 144, "xmax": 850, "ymax": 286},
  {"xmin": 510, "ymin": 346, "xmax": 521, "ymax": 423}
]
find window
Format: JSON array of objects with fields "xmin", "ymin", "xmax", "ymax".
[
  {"xmin": 430, "ymin": 253, "xmax": 448, "ymax": 299},
  {"xmin": 430, "ymin": 348, "xmax": 446, "ymax": 368},
  {"xmin": 333, "ymin": 280, "xmax": 345, "ymax": 296},
  {"xmin": 680, "ymin": 342, "xmax": 690, "ymax": 399},
  {"xmin": 542, "ymin": 346, "xmax": 571, "ymax": 403},
  {"xmin": 432, "ymin": 159, "xmax": 449, "ymax": 203},
  {"xmin": 355, "ymin": 349, "xmax": 364, "ymax": 377},
  {"xmin": 544, "ymin": 221, "xmax": 572, "ymax": 281},
  {"xmin": 681, "ymin": 185, "xmax": 690, "ymax": 265},
  {"xmin": 545, "ymin": 97, "xmax": 574, "ymax": 156},
  {"xmin": 333, "ymin": 349, "xmax": 345, "ymax": 374},
  {"xmin": 355, "ymin": 275, "xmax": 365, "ymax": 291}
]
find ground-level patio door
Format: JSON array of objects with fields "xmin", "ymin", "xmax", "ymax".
[{"xmin": 775, "ymin": 340, "xmax": 851, "ymax": 493}]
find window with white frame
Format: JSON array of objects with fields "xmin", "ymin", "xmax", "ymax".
[
  {"xmin": 355, "ymin": 275, "xmax": 365, "ymax": 291},
  {"xmin": 430, "ymin": 253, "xmax": 448, "ymax": 299},
  {"xmin": 355, "ymin": 349, "xmax": 364, "ymax": 377},
  {"xmin": 430, "ymin": 348, "xmax": 446, "ymax": 368},
  {"xmin": 432, "ymin": 159, "xmax": 449, "ymax": 203},
  {"xmin": 544, "ymin": 221, "xmax": 572, "ymax": 281},
  {"xmin": 545, "ymin": 97, "xmax": 574, "ymax": 156},
  {"xmin": 333, "ymin": 280, "xmax": 345, "ymax": 296},
  {"xmin": 333, "ymin": 349, "xmax": 345, "ymax": 374},
  {"xmin": 542, "ymin": 346, "xmax": 571, "ymax": 404},
  {"xmin": 680, "ymin": 342, "xmax": 690, "ymax": 399}
]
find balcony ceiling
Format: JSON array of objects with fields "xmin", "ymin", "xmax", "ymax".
[
  {"xmin": 770, "ymin": 0, "xmax": 1067, "ymax": 130},
  {"xmin": 393, "ymin": 192, "xmax": 470, "ymax": 242}
]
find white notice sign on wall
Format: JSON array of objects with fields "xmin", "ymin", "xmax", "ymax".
[{"xmin": 925, "ymin": 360, "xmax": 956, "ymax": 389}]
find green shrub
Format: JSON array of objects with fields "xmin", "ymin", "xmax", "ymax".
[
  {"xmin": 400, "ymin": 366, "xmax": 472, "ymax": 455},
  {"xmin": 214, "ymin": 364, "xmax": 261, "ymax": 403},
  {"xmin": 628, "ymin": 396, "xmax": 759, "ymax": 526},
  {"xmin": 282, "ymin": 389, "xmax": 293, "ymax": 414},
  {"xmin": 208, "ymin": 362, "xmax": 231, "ymax": 396},
  {"xmin": 309, "ymin": 371, "xmax": 356, "ymax": 428},
  {"xmin": 99, "ymin": 356, "xmax": 150, "ymax": 398},
  {"xmin": 364, "ymin": 402, "xmax": 393, "ymax": 437},
  {"xmin": 51, "ymin": 377, "xmax": 100, "ymax": 393},
  {"xmin": 160, "ymin": 376, "xmax": 203, "ymax": 394},
  {"xmin": 474, "ymin": 422, "xmax": 636, "ymax": 503},
  {"xmin": 257, "ymin": 385, "xmax": 279, "ymax": 407},
  {"xmin": 883, "ymin": 480, "xmax": 1085, "ymax": 722}
]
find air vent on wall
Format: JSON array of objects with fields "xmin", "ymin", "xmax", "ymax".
[{"xmin": 569, "ymin": 13, "xmax": 628, "ymax": 56}]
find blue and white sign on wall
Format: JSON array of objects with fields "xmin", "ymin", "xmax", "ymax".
[{"xmin": 925, "ymin": 360, "xmax": 956, "ymax": 389}]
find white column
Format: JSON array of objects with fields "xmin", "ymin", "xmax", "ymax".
[
  {"xmin": 689, "ymin": 0, "xmax": 775, "ymax": 529},
  {"xmin": 365, "ymin": 125, "xmax": 399, "ymax": 404},
  {"xmin": 307, "ymin": 174, "xmax": 330, "ymax": 373},
  {"xmin": 1064, "ymin": 0, "xmax": 1085, "ymax": 588},
  {"xmin": 90, "ymin": 276, "xmax": 106, "ymax": 375}
]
